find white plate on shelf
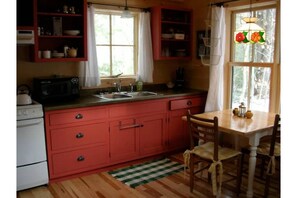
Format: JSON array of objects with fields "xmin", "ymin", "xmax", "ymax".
[
  {"xmin": 52, "ymin": 53, "xmax": 64, "ymax": 58},
  {"xmin": 63, "ymin": 30, "xmax": 80, "ymax": 36}
]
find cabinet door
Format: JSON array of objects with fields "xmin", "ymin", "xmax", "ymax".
[
  {"xmin": 139, "ymin": 113, "xmax": 167, "ymax": 156},
  {"xmin": 109, "ymin": 118, "xmax": 140, "ymax": 163},
  {"xmin": 168, "ymin": 109, "xmax": 188, "ymax": 151},
  {"xmin": 168, "ymin": 107, "xmax": 202, "ymax": 151}
]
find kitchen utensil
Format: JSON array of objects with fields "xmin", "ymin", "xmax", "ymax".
[{"xmin": 17, "ymin": 84, "xmax": 32, "ymax": 105}]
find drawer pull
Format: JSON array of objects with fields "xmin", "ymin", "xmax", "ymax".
[
  {"xmin": 76, "ymin": 132, "xmax": 84, "ymax": 139},
  {"xmin": 187, "ymin": 100, "xmax": 192, "ymax": 106},
  {"xmin": 77, "ymin": 156, "xmax": 85, "ymax": 161},
  {"xmin": 75, "ymin": 114, "xmax": 83, "ymax": 119},
  {"xmin": 119, "ymin": 124, "xmax": 143, "ymax": 130}
]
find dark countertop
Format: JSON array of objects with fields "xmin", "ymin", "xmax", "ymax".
[{"xmin": 42, "ymin": 88, "xmax": 208, "ymax": 111}]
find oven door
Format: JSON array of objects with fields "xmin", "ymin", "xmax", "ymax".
[
  {"xmin": 17, "ymin": 118, "xmax": 47, "ymax": 166},
  {"xmin": 17, "ymin": 117, "xmax": 49, "ymax": 190}
]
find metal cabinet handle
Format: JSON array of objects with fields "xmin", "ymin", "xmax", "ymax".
[
  {"xmin": 77, "ymin": 156, "xmax": 85, "ymax": 161},
  {"xmin": 76, "ymin": 132, "xmax": 84, "ymax": 138},
  {"xmin": 187, "ymin": 100, "xmax": 192, "ymax": 106},
  {"xmin": 119, "ymin": 124, "xmax": 143, "ymax": 130},
  {"xmin": 75, "ymin": 113, "xmax": 83, "ymax": 119}
]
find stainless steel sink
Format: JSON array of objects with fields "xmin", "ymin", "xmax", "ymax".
[
  {"xmin": 127, "ymin": 91, "xmax": 158, "ymax": 97},
  {"xmin": 99, "ymin": 93, "xmax": 132, "ymax": 99},
  {"xmin": 93, "ymin": 91, "xmax": 158, "ymax": 100}
]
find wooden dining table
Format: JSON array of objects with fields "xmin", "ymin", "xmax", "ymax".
[{"xmin": 182, "ymin": 109, "xmax": 277, "ymax": 198}]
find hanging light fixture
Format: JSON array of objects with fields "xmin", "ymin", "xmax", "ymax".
[
  {"xmin": 234, "ymin": 0, "xmax": 265, "ymax": 44},
  {"xmin": 121, "ymin": 0, "xmax": 133, "ymax": 18}
]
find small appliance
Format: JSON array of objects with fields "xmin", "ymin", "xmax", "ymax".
[{"xmin": 33, "ymin": 76, "xmax": 79, "ymax": 103}]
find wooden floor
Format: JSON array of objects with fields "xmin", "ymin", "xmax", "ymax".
[{"xmin": 17, "ymin": 152, "xmax": 280, "ymax": 198}]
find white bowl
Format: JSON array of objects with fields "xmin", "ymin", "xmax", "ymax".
[{"xmin": 63, "ymin": 30, "xmax": 80, "ymax": 36}]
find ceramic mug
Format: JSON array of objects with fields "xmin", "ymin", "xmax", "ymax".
[{"xmin": 43, "ymin": 50, "xmax": 51, "ymax": 59}]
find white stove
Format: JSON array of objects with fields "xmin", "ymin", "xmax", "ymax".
[
  {"xmin": 17, "ymin": 100, "xmax": 49, "ymax": 191},
  {"xmin": 17, "ymin": 101, "xmax": 43, "ymax": 120}
]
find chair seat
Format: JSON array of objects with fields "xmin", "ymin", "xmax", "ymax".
[
  {"xmin": 189, "ymin": 142, "xmax": 241, "ymax": 161},
  {"xmin": 257, "ymin": 142, "xmax": 280, "ymax": 156}
]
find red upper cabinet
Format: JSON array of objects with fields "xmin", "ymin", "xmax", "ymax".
[
  {"xmin": 151, "ymin": 6, "xmax": 193, "ymax": 60},
  {"xmin": 32, "ymin": 0, "xmax": 87, "ymax": 62}
]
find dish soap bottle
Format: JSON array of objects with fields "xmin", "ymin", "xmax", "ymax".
[{"xmin": 136, "ymin": 77, "xmax": 143, "ymax": 91}]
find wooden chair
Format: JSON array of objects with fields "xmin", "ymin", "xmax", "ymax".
[
  {"xmin": 183, "ymin": 110, "xmax": 242, "ymax": 197},
  {"xmin": 240, "ymin": 114, "xmax": 280, "ymax": 198}
]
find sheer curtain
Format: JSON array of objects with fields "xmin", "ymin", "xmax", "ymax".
[
  {"xmin": 79, "ymin": 4, "xmax": 101, "ymax": 87},
  {"xmin": 204, "ymin": 6, "xmax": 225, "ymax": 112},
  {"xmin": 137, "ymin": 12, "xmax": 154, "ymax": 83}
]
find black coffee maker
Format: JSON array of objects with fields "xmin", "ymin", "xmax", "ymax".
[{"xmin": 175, "ymin": 67, "xmax": 185, "ymax": 89}]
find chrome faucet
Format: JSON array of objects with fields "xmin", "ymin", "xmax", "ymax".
[
  {"xmin": 129, "ymin": 83, "xmax": 134, "ymax": 92},
  {"xmin": 112, "ymin": 72, "xmax": 123, "ymax": 92},
  {"xmin": 114, "ymin": 79, "xmax": 122, "ymax": 92}
]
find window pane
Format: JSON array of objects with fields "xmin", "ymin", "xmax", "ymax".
[
  {"xmin": 250, "ymin": 67, "xmax": 271, "ymax": 111},
  {"xmin": 231, "ymin": 66, "xmax": 270, "ymax": 112},
  {"xmin": 231, "ymin": 66, "xmax": 249, "ymax": 108},
  {"xmin": 112, "ymin": 15, "xmax": 134, "ymax": 45},
  {"xmin": 95, "ymin": 14, "xmax": 110, "ymax": 45},
  {"xmin": 97, "ymin": 46, "xmax": 110, "ymax": 77},
  {"xmin": 233, "ymin": 8, "xmax": 276, "ymax": 63},
  {"xmin": 253, "ymin": 8, "xmax": 276, "ymax": 63},
  {"xmin": 112, "ymin": 46, "xmax": 134, "ymax": 75}
]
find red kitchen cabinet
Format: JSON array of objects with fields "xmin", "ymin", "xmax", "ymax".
[
  {"xmin": 32, "ymin": 0, "xmax": 87, "ymax": 62},
  {"xmin": 45, "ymin": 106, "xmax": 109, "ymax": 179},
  {"xmin": 139, "ymin": 113, "xmax": 167, "ymax": 156},
  {"xmin": 109, "ymin": 100, "xmax": 168, "ymax": 163},
  {"xmin": 109, "ymin": 118, "xmax": 140, "ymax": 163},
  {"xmin": 43, "ymin": 94, "xmax": 207, "ymax": 181},
  {"xmin": 151, "ymin": 6, "xmax": 193, "ymax": 60},
  {"xmin": 167, "ymin": 96, "xmax": 206, "ymax": 151}
]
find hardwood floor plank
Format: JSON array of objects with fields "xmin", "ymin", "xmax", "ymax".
[{"xmin": 17, "ymin": 152, "xmax": 280, "ymax": 198}]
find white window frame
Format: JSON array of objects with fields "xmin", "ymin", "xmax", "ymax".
[
  {"xmin": 226, "ymin": 2, "xmax": 280, "ymax": 113},
  {"xmin": 94, "ymin": 8, "xmax": 139, "ymax": 78}
]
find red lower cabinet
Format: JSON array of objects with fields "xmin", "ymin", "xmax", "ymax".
[
  {"xmin": 44, "ymin": 94, "xmax": 207, "ymax": 181},
  {"xmin": 109, "ymin": 118, "xmax": 139, "ymax": 163},
  {"xmin": 167, "ymin": 96, "xmax": 206, "ymax": 151},
  {"xmin": 139, "ymin": 113, "xmax": 167, "ymax": 156},
  {"xmin": 45, "ymin": 107, "xmax": 109, "ymax": 180},
  {"xmin": 51, "ymin": 146, "xmax": 109, "ymax": 176}
]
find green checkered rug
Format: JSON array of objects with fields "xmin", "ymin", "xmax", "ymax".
[{"xmin": 108, "ymin": 158, "xmax": 184, "ymax": 188}]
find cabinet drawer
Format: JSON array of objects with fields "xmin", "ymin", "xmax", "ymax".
[
  {"xmin": 51, "ymin": 146, "xmax": 109, "ymax": 176},
  {"xmin": 109, "ymin": 100, "xmax": 167, "ymax": 118},
  {"xmin": 170, "ymin": 97, "xmax": 204, "ymax": 110},
  {"xmin": 48, "ymin": 107, "xmax": 107, "ymax": 126},
  {"xmin": 50, "ymin": 123, "xmax": 108, "ymax": 151}
]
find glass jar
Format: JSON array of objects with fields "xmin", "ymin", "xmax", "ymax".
[{"xmin": 238, "ymin": 102, "xmax": 246, "ymax": 117}]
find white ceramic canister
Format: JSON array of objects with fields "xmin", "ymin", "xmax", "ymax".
[{"xmin": 42, "ymin": 50, "xmax": 51, "ymax": 59}]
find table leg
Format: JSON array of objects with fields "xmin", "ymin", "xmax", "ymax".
[{"xmin": 246, "ymin": 146, "xmax": 257, "ymax": 198}]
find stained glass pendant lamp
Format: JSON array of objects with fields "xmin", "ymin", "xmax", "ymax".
[{"xmin": 234, "ymin": 0, "xmax": 265, "ymax": 44}]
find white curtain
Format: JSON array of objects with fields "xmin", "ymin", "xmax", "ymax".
[
  {"xmin": 137, "ymin": 12, "xmax": 154, "ymax": 83},
  {"xmin": 79, "ymin": 5, "xmax": 100, "ymax": 87},
  {"xmin": 204, "ymin": 6, "xmax": 226, "ymax": 112}
]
